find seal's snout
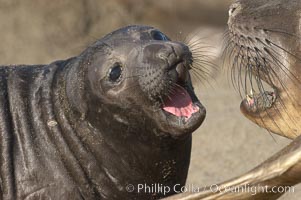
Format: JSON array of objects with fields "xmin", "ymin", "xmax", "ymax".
[
  {"xmin": 166, "ymin": 43, "xmax": 192, "ymax": 68},
  {"xmin": 165, "ymin": 43, "xmax": 192, "ymax": 84},
  {"xmin": 227, "ymin": 2, "xmax": 242, "ymax": 25},
  {"xmin": 138, "ymin": 43, "xmax": 191, "ymax": 101},
  {"xmin": 228, "ymin": 2, "xmax": 241, "ymax": 17},
  {"xmin": 140, "ymin": 42, "xmax": 192, "ymax": 86},
  {"xmin": 143, "ymin": 43, "xmax": 192, "ymax": 70}
]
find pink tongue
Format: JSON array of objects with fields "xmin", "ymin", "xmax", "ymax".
[{"xmin": 163, "ymin": 86, "xmax": 199, "ymax": 119}]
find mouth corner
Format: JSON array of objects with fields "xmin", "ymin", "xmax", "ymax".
[{"xmin": 240, "ymin": 87, "xmax": 278, "ymax": 116}]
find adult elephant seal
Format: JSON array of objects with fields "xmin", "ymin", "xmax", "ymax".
[
  {"xmin": 225, "ymin": 0, "xmax": 301, "ymax": 139},
  {"xmin": 0, "ymin": 25, "xmax": 206, "ymax": 200},
  {"xmin": 166, "ymin": 1, "xmax": 301, "ymax": 200}
]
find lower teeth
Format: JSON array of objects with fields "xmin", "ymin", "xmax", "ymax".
[
  {"xmin": 263, "ymin": 92, "xmax": 276, "ymax": 108},
  {"xmin": 246, "ymin": 91, "xmax": 276, "ymax": 109}
]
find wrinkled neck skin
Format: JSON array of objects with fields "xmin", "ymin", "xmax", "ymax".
[{"xmin": 63, "ymin": 58, "xmax": 191, "ymax": 199}]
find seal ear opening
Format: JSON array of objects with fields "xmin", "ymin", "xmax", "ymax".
[{"xmin": 66, "ymin": 58, "xmax": 88, "ymax": 117}]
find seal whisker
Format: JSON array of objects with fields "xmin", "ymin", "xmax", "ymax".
[
  {"xmin": 184, "ymin": 32, "xmax": 211, "ymax": 48},
  {"xmin": 189, "ymin": 70, "xmax": 206, "ymax": 85},
  {"xmin": 230, "ymin": 46, "xmax": 243, "ymax": 93},
  {"xmin": 191, "ymin": 61, "xmax": 215, "ymax": 75},
  {"xmin": 262, "ymin": 52, "xmax": 300, "ymax": 118},
  {"xmin": 223, "ymin": 0, "xmax": 301, "ymax": 139},
  {"xmin": 226, "ymin": 34, "xmax": 244, "ymax": 87},
  {"xmin": 190, "ymin": 68, "xmax": 211, "ymax": 86},
  {"xmin": 262, "ymin": 103, "xmax": 289, "ymax": 137},
  {"xmin": 192, "ymin": 58, "xmax": 218, "ymax": 70},
  {"xmin": 183, "ymin": 30, "xmax": 199, "ymax": 45},
  {"xmin": 221, "ymin": 29, "xmax": 234, "ymax": 58},
  {"xmin": 257, "ymin": 115, "xmax": 277, "ymax": 142},
  {"xmin": 243, "ymin": 57, "xmax": 249, "ymax": 96},
  {"xmin": 230, "ymin": 54, "xmax": 240, "ymax": 93},
  {"xmin": 275, "ymin": 95, "xmax": 301, "ymax": 132},
  {"xmin": 255, "ymin": 27, "xmax": 301, "ymax": 39},
  {"xmin": 190, "ymin": 67, "xmax": 211, "ymax": 79},
  {"xmin": 268, "ymin": 40, "xmax": 301, "ymax": 61},
  {"xmin": 263, "ymin": 50, "xmax": 300, "ymax": 104},
  {"xmin": 229, "ymin": 33, "xmax": 300, "ymax": 133},
  {"xmin": 264, "ymin": 45, "xmax": 301, "ymax": 86},
  {"xmin": 180, "ymin": 2, "xmax": 301, "ymax": 200},
  {"xmin": 251, "ymin": 36, "xmax": 301, "ymax": 86},
  {"xmin": 189, "ymin": 45, "xmax": 215, "ymax": 53}
]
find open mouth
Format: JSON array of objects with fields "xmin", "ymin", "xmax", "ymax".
[
  {"xmin": 161, "ymin": 62, "xmax": 201, "ymax": 120},
  {"xmin": 162, "ymin": 84, "xmax": 200, "ymax": 119},
  {"xmin": 242, "ymin": 80, "xmax": 278, "ymax": 113}
]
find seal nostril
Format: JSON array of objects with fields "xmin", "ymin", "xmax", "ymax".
[
  {"xmin": 228, "ymin": 3, "xmax": 241, "ymax": 17},
  {"xmin": 158, "ymin": 52, "xmax": 166, "ymax": 60},
  {"xmin": 229, "ymin": 7, "xmax": 237, "ymax": 16}
]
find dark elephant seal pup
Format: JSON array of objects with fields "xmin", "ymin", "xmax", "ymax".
[
  {"xmin": 226, "ymin": 0, "xmax": 301, "ymax": 139},
  {"xmin": 0, "ymin": 25, "xmax": 205, "ymax": 199}
]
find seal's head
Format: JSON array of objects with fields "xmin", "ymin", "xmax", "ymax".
[
  {"xmin": 68, "ymin": 25, "xmax": 206, "ymax": 139},
  {"xmin": 63, "ymin": 26, "xmax": 207, "ymax": 198},
  {"xmin": 225, "ymin": 0, "xmax": 301, "ymax": 138}
]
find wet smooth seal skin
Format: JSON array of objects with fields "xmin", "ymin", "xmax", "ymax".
[
  {"xmin": 225, "ymin": 0, "xmax": 301, "ymax": 139},
  {"xmin": 0, "ymin": 25, "xmax": 206, "ymax": 199}
]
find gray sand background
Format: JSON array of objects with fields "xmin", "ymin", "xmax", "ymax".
[{"xmin": 0, "ymin": 0, "xmax": 298, "ymax": 199}]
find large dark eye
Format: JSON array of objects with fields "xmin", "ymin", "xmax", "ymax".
[
  {"xmin": 109, "ymin": 63, "xmax": 122, "ymax": 82},
  {"xmin": 151, "ymin": 30, "xmax": 168, "ymax": 41}
]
